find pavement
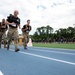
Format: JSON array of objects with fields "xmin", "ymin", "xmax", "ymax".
[{"xmin": 0, "ymin": 45, "xmax": 75, "ymax": 75}]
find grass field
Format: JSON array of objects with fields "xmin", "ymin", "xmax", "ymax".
[{"xmin": 33, "ymin": 43, "xmax": 75, "ymax": 49}]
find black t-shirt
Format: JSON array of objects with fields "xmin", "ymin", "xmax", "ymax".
[
  {"xmin": 0, "ymin": 22, "xmax": 1, "ymax": 29},
  {"xmin": 7, "ymin": 14, "xmax": 20, "ymax": 28},
  {"xmin": 0, "ymin": 22, "xmax": 8, "ymax": 30},
  {"xmin": 1, "ymin": 24, "xmax": 8, "ymax": 30},
  {"xmin": 22, "ymin": 24, "xmax": 31, "ymax": 32}
]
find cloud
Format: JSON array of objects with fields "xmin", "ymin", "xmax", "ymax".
[{"xmin": 0, "ymin": 0, "xmax": 75, "ymax": 34}]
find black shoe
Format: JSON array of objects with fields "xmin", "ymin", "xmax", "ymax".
[
  {"xmin": 0, "ymin": 44, "xmax": 1, "ymax": 49},
  {"xmin": 15, "ymin": 48, "xmax": 20, "ymax": 52},
  {"xmin": 7, "ymin": 45, "xmax": 9, "ymax": 50},
  {"xmin": 24, "ymin": 47, "xmax": 27, "ymax": 49}
]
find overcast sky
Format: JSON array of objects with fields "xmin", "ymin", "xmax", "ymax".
[{"xmin": 0, "ymin": 0, "xmax": 75, "ymax": 35}]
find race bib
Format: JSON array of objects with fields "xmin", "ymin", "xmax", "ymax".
[
  {"xmin": 26, "ymin": 31, "xmax": 29, "ymax": 33},
  {"xmin": 13, "ymin": 24, "xmax": 16, "ymax": 27}
]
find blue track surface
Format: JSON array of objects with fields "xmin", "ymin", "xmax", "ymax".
[{"xmin": 0, "ymin": 45, "xmax": 75, "ymax": 75}]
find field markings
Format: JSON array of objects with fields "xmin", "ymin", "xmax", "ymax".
[
  {"xmin": 10, "ymin": 49, "xmax": 75, "ymax": 66},
  {"xmin": 30, "ymin": 48, "xmax": 75, "ymax": 55},
  {"xmin": 0, "ymin": 71, "xmax": 3, "ymax": 75},
  {"xmin": 32, "ymin": 46, "xmax": 75, "ymax": 51}
]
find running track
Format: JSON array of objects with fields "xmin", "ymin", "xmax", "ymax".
[{"xmin": 0, "ymin": 45, "xmax": 75, "ymax": 75}]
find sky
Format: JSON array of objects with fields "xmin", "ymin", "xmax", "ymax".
[{"xmin": 0, "ymin": 0, "xmax": 75, "ymax": 35}]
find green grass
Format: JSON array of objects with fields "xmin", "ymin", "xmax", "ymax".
[{"xmin": 33, "ymin": 43, "xmax": 75, "ymax": 49}]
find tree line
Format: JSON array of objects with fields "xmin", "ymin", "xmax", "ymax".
[{"xmin": 31, "ymin": 25, "xmax": 75, "ymax": 43}]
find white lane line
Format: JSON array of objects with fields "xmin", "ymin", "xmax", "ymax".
[
  {"xmin": 32, "ymin": 47, "xmax": 75, "ymax": 51},
  {"xmin": 19, "ymin": 51, "xmax": 75, "ymax": 66},
  {"xmin": 0, "ymin": 71, "xmax": 3, "ymax": 75},
  {"xmin": 10, "ymin": 49, "xmax": 75, "ymax": 66},
  {"xmin": 31, "ymin": 48, "xmax": 75, "ymax": 55}
]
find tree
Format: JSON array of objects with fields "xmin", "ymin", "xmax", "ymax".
[
  {"xmin": 36, "ymin": 27, "xmax": 41, "ymax": 35},
  {"xmin": 46, "ymin": 25, "xmax": 53, "ymax": 35},
  {"xmin": 32, "ymin": 25, "xmax": 75, "ymax": 43},
  {"xmin": 67, "ymin": 27, "xmax": 74, "ymax": 38},
  {"xmin": 40, "ymin": 26, "xmax": 46, "ymax": 35}
]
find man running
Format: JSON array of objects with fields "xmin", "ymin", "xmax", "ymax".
[
  {"xmin": 22, "ymin": 20, "xmax": 31, "ymax": 49},
  {"xmin": 6, "ymin": 10, "xmax": 21, "ymax": 52}
]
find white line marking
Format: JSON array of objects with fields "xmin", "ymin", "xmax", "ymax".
[
  {"xmin": 19, "ymin": 51, "xmax": 75, "ymax": 66},
  {"xmin": 32, "ymin": 47, "xmax": 75, "ymax": 51},
  {"xmin": 31, "ymin": 48, "xmax": 75, "ymax": 55},
  {"xmin": 10, "ymin": 49, "xmax": 75, "ymax": 66},
  {"xmin": 0, "ymin": 71, "xmax": 3, "ymax": 75}
]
